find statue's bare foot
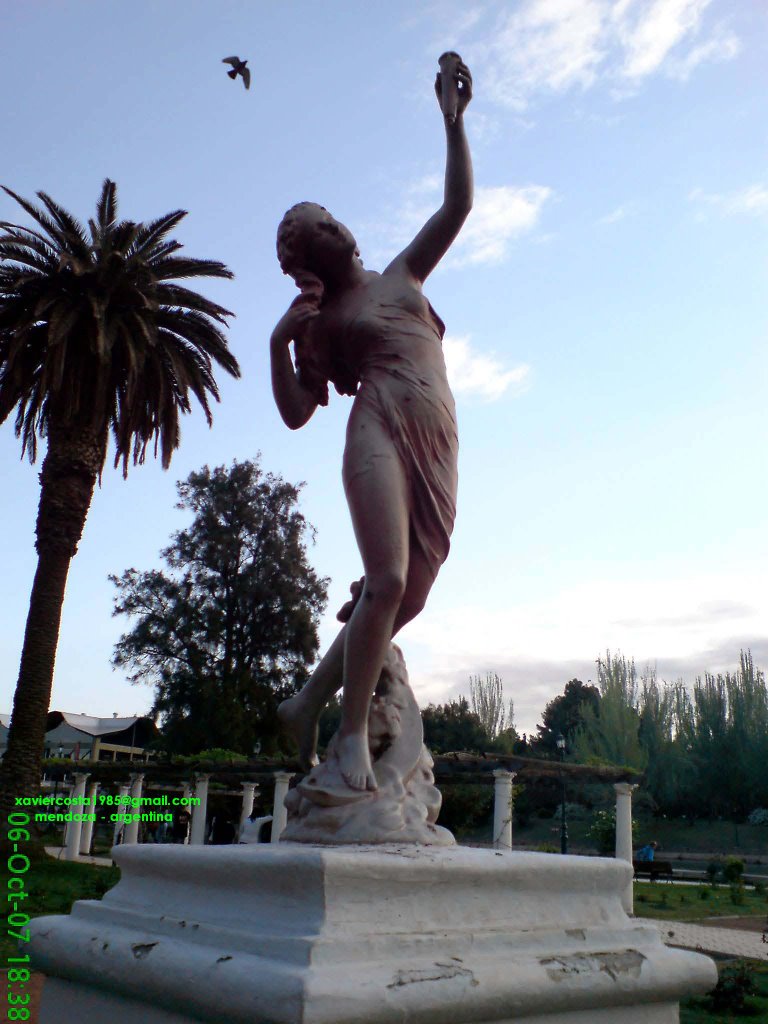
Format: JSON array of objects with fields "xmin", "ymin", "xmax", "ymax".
[
  {"xmin": 277, "ymin": 695, "xmax": 319, "ymax": 770},
  {"xmin": 336, "ymin": 732, "xmax": 378, "ymax": 791}
]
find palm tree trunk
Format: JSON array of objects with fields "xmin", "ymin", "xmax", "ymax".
[{"xmin": 0, "ymin": 421, "xmax": 105, "ymax": 845}]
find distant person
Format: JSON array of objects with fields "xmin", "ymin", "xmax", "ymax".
[
  {"xmin": 636, "ymin": 841, "xmax": 658, "ymax": 862},
  {"xmin": 209, "ymin": 815, "xmax": 237, "ymax": 845},
  {"xmin": 172, "ymin": 809, "xmax": 191, "ymax": 844}
]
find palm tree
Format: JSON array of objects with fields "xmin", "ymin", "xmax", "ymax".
[{"xmin": 0, "ymin": 180, "xmax": 240, "ymax": 828}]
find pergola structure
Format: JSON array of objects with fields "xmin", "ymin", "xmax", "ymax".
[{"xmin": 46, "ymin": 750, "xmax": 642, "ymax": 910}]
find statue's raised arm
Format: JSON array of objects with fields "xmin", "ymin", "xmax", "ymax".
[{"xmin": 385, "ymin": 54, "xmax": 473, "ymax": 284}]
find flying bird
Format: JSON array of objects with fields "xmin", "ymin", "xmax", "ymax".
[{"xmin": 222, "ymin": 56, "xmax": 250, "ymax": 90}]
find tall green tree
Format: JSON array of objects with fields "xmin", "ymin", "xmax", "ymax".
[
  {"xmin": 533, "ymin": 678, "xmax": 601, "ymax": 757},
  {"xmin": 0, "ymin": 180, "xmax": 239, "ymax": 823},
  {"xmin": 574, "ymin": 651, "xmax": 646, "ymax": 769},
  {"xmin": 469, "ymin": 672, "xmax": 513, "ymax": 739},
  {"xmin": 687, "ymin": 651, "xmax": 768, "ymax": 818},
  {"xmin": 422, "ymin": 698, "xmax": 493, "ymax": 754},
  {"xmin": 111, "ymin": 459, "xmax": 328, "ymax": 755}
]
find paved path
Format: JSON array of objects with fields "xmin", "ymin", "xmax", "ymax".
[
  {"xmin": 646, "ymin": 917, "xmax": 768, "ymax": 961},
  {"xmin": 45, "ymin": 845, "xmax": 114, "ymax": 866}
]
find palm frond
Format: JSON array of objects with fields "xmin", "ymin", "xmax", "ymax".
[
  {"xmin": 36, "ymin": 192, "xmax": 91, "ymax": 261},
  {"xmin": 0, "ymin": 242, "xmax": 54, "ymax": 274},
  {"xmin": 1, "ymin": 187, "xmax": 68, "ymax": 250},
  {"xmin": 130, "ymin": 210, "xmax": 187, "ymax": 258},
  {"xmin": 155, "ymin": 283, "xmax": 233, "ymax": 321},
  {"xmin": 0, "ymin": 222, "xmax": 60, "ymax": 261},
  {"xmin": 96, "ymin": 179, "xmax": 118, "ymax": 235},
  {"xmin": 149, "ymin": 256, "xmax": 234, "ymax": 281}
]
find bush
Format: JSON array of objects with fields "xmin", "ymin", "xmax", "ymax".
[
  {"xmin": 552, "ymin": 801, "xmax": 591, "ymax": 821},
  {"xmin": 437, "ymin": 784, "xmax": 493, "ymax": 837},
  {"xmin": 705, "ymin": 861, "xmax": 721, "ymax": 886},
  {"xmin": 707, "ymin": 960, "xmax": 756, "ymax": 1014},
  {"xmin": 748, "ymin": 807, "xmax": 768, "ymax": 826},
  {"xmin": 729, "ymin": 883, "xmax": 746, "ymax": 906},
  {"xmin": 172, "ymin": 748, "xmax": 247, "ymax": 765},
  {"xmin": 723, "ymin": 856, "xmax": 745, "ymax": 884},
  {"xmin": 586, "ymin": 809, "xmax": 639, "ymax": 855},
  {"xmin": 698, "ymin": 888, "xmax": 711, "ymax": 900}
]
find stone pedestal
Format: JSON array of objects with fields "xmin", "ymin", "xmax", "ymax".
[{"xmin": 31, "ymin": 844, "xmax": 715, "ymax": 1024}]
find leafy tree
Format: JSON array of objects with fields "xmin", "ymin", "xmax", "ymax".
[
  {"xmin": 586, "ymin": 808, "xmax": 639, "ymax": 856},
  {"xmin": 533, "ymin": 678, "xmax": 601, "ymax": 757},
  {"xmin": 574, "ymin": 651, "xmax": 646, "ymax": 769},
  {"xmin": 686, "ymin": 651, "xmax": 768, "ymax": 818},
  {"xmin": 469, "ymin": 672, "xmax": 513, "ymax": 738},
  {"xmin": 110, "ymin": 458, "xmax": 328, "ymax": 755},
  {"xmin": 636, "ymin": 670, "xmax": 692, "ymax": 813},
  {"xmin": 422, "ymin": 697, "xmax": 493, "ymax": 754},
  {"xmin": 0, "ymin": 181, "xmax": 238, "ymax": 825}
]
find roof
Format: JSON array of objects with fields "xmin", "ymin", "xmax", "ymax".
[{"xmin": 45, "ymin": 711, "xmax": 149, "ymax": 737}]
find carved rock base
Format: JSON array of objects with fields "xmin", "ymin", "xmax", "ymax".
[
  {"xmin": 283, "ymin": 643, "xmax": 454, "ymax": 845},
  {"xmin": 31, "ymin": 844, "xmax": 716, "ymax": 1024}
]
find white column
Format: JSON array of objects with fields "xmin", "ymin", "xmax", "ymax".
[
  {"xmin": 270, "ymin": 772, "xmax": 293, "ymax": 843},
  {"xmin": 492, "ymin": 770, "xmax": 515, "ymax": 849},
  {"xmin": 61, "ymin": 783, "xmax": 74, "ymax": 848},
  {"xmin": 614, "ymin": 782, "xmax": 637, "ymax": 914},
  {"xmin": 239, "ymin": 782, "xmax": 258, "ymax": 836},
  {"xmin": 189, "ymin": 774, "xmax": 210, "ymax": 845},
  {"xmin": 112, "ymin": 784, "xmax": 131, "ymax": 845},
  {"xmin": 79, "ymin": 781, "xmax": 100, "ymax": 855},
  {"xmin": 64, "ymin": 773, "xmax": 90, "ymax": 861},
  {"xmin": 123, "ymin": 773, "xmax": 144, "ymax": 845}
]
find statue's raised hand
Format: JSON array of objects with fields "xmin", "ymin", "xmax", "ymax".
[{"xmin": 435, "ymin": 54, "xmax": 473, "ymax": 123}]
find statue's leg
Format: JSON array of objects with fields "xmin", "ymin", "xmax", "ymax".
[
  {"xmin": 277, "ymin": 627, "xmax": 346, "ymax": 769},
  {"xmin": 337, "ymin": 429, "xmax": 411, "ymax": 791},
  {"xmin": 392, "ymin": 544, "xmax": 437, "ymax": 634}
]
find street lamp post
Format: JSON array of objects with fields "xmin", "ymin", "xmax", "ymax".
[{"xmin": 556, "ymin": 733, "xmax": 568, "ymax": 855}]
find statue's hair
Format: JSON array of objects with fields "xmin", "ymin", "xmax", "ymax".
[
  {"xmin": 276, "ymin": 202, "xmax": 362, "ymax": 278},
  {"xmin": 276, "ymin": 201, "xmax": 327, "ymax": 277}
]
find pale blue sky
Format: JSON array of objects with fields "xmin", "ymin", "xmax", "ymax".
[{"xmin": 2, "ymin": 0, "xmax": 766, "ymax": 735}]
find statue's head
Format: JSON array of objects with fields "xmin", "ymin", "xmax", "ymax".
[{"xmin": 277, "ymin": 202, "xmax": 360, "ymax": 282}]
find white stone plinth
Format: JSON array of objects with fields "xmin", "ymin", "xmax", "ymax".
[{"xmin": 31, "ymin": 845, "xmax": 716, "ymax": 1024}]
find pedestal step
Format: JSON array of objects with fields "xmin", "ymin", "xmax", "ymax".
[{"xmin": 31, "ymin": 844, "xmax": 716, "ymax": 1024}]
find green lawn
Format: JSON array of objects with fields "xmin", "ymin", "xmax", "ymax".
[
  {"xmin": 634, "ymin": 881, "xmax": 768, "ymax": 922},
  {"xmin": 2, "ymin": 856, "xmax": 120, "ymax": 963},
  {"xmin": 513, "ymin": 815, "xmax": 768, "ymax": 857},
  {"xmin": 681, "ymin": 961, "xmax": 768, "ymax": 1022}
]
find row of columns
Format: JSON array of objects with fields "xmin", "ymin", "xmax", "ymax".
[
  {"xmin": 491, "ymin": 773, "xmax": 637, "ymax": 912},
  {"xmin": 61, "ymin": 770, "xmax": 296, "ymax": 859},
  {"xmin": 59, "ymin": 771, "xmax": 638, "ymax": 908}
]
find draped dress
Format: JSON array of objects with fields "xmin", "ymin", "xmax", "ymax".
[{"xmin": 295, "ymin": 282, "xmax": 458, "ymax": 580}]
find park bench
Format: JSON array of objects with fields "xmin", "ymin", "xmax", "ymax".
[{"xmin": 632, "ymin": 859, "xmax": 673, "ymax": 881}]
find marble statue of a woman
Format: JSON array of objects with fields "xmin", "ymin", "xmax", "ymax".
[{"xmin": 272, "ymin": 57, "xmax": 473, "ymax": 804}]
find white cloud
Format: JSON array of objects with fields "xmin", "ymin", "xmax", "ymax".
[
  {"xmin": 615, "ymin": 0, "xmax": 710, "ymax": 80},
  {"xmin": 689, "ymin": 184, "xmax": 768, "ymax": 218},
  {"xmin": 364, "ymin": 180, "xmax": 552, "ymax": 269},
  {"xmin": 484, "ymin": 0, "xmax": 608, "ymax": 111},
  {"xmin": 403, "ymin": 568, "xmax": 768, "ymax": 734},
  {"xmin": 451, "ymin": 185, "xmax": 553, "ymax": 265},
  {"xmin": 443, "ymin": 334, "xmax": 531, "ymax": 402},
  {"xmin": 477, "ymin": 0, "xmax": 739, "ymax": 110},
  {"xmin": 666, "ymin": 27, "xmax": 740, "ymax": 80},
  {"xmin": 599, "ymin": 204, "xmax": 629, "ymax": 224}
]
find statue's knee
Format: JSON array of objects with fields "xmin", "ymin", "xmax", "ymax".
[{"xmin": 365, "ymin": 571, "xmax": 407, "ymax": 608}]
